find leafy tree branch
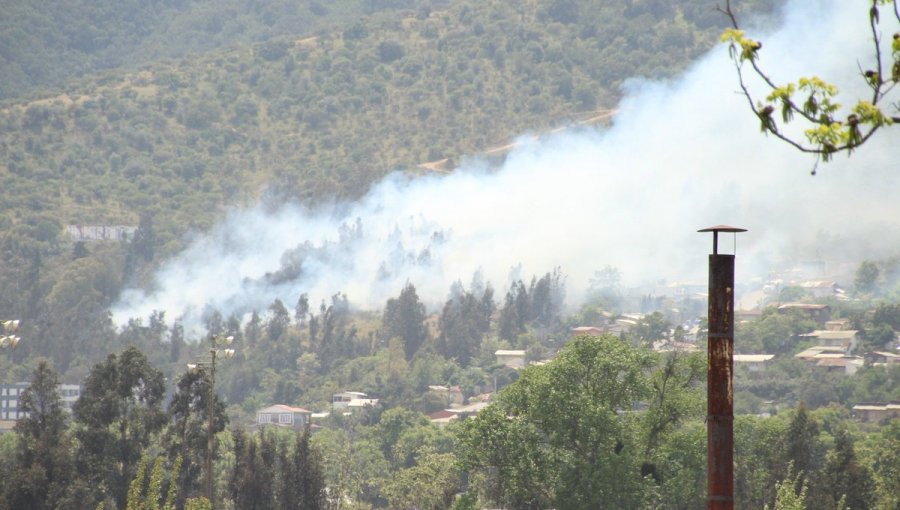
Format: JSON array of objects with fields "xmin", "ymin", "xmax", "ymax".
[{"xmin": 719, "ymin": 0, "xmax": 900, "ymax": 169}]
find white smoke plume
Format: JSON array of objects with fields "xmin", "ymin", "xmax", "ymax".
[{"xmin": 112, "ymin": 0, "xmax": 900, "ymax": 334}]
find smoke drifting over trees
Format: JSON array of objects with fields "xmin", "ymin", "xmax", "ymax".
[{"xmin": 112, "ymin": 0, "xmax": 900, "ymax": 333}]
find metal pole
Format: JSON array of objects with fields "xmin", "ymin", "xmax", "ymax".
[
  {"xmin": 707, "ymin": 253, "xmax": 734, "ymax": 510},
  {"xmin": 207, "ymin": 348, "xmax": 216, "ymax": 508},
  {"xmin": 698, "ymin": 225, "xmax": 744, "ymax": 510}
]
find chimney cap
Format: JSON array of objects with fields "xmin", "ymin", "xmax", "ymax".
[{"xmin": 698, "ymin": 225, "xmax": 747, "ymax": 233}]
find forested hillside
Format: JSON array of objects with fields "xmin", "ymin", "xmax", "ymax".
[
  {"xmin": 0, "ymin": 0, "xmax": 776, "ymax": 370},
  {"xmin": 0, "ymin": 0, "xmax": 438, "ymax": 100}
]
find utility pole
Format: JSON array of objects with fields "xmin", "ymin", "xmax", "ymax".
[
  {"xmin": 699, "ymin": 225, "xmax": 745, "ymax": 510},
  {"xmin": 188, "ymin": 334, "xmax": 234, "ymax": 509},
  {"xmin": 206, "ymin": 347, "xmax": 217, "ymax": 508}
]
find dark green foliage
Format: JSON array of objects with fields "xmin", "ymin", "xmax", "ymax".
[
  {"xmin": 276, "ymin": 428, "xmax": 327, "ymax": 510},
  {"xmin": 230, "ymin": 428, "xmax": 276, "ymax": 510},
  {"xmin": 498, "ymin": 270, "xmax": 565, "ymax": 340},
  {"xmin": 164, "ymin": 368, "xmax": 228, "ymax": 503},
  {"xmin": 873, "ymin": 302, "xmax": 900, "ymax": 330},
  {"xmin": 437, "ymin": 286, "xmax": 493, "ymax": 366},
  {"xmin": 295, "ymin": 293, "xmax": 310, "ymax": 324},
  {"xmin": 631, "ymin": 311, "xmax": 672, "ymax": 346},
  {"xmin": 824, "ymin": 429, "xmax": 876, "ymax": 510},
  {"xmin": 72, "ymin": 346, "xmax": 167, "ymax": 508},
  {"xmin": 267, "ymin": 298, "xmax": 291, "ymax": 342},
  {"xmin": 458, "ymin": 335, "xmax": 669, "ymax": 508},
  {"xmin": 2, "ymin": 361, "xmax": 74, "ymax": 510},
  {"xmin": 317, "ymin": 293, "xmax": 358, "ymax": 371},
  {"xmin": 736, "ymin": 307, "xmax": 816, "ymax": 354},
  {"xmin": 855, "ymin": 260, "xmax": 880, "ymax": 294},
  {"xmin": 383, "ymin": 283, "xmax": 428, "ymax": 360},
  {"xmin": 783, "ymin": 403, "xmax": 821, "ymax": 481},
  {"xmin": 377, "ymin": 41, "xmax": 405, "ymax": 62}
]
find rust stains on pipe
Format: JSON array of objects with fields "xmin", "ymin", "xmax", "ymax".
[{"xmin": 707, "ymin": 253, "xmax": 734, "ymax": 510}]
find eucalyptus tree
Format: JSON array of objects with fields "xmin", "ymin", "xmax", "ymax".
[{"xmin": 72, "ymin": 346, "xmax": 167, "ymax": 508}]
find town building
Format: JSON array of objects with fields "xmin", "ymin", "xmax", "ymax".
[{"xmin": 256, "ymin": 404, "xmax": 312, "ymax": 430}]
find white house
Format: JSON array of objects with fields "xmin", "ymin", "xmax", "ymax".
[
  {"xmin": 733, "ymin": 354, "xmax": 775, "ymax": 372},
  {"xmin": 332, "ymin": 391, "xmax": 379, "ymax": 411},
  {"xmin": 495, "ymin": 350, "xmax": 526, "ymax": 369}
]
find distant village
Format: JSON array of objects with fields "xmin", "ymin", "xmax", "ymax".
[{"xmin": 4, "ymin": 266, "xmax": 898, "ymax": 434}]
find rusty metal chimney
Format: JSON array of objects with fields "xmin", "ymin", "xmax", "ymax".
[{"xmin": 698, "ymin": 225, "xmax": 746, "ymax": 510}]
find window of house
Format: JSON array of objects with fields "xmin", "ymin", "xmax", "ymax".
[
  {"xmin": 279, "ymin": 413, "xmax": 292, "ymax": 424},
  {"xmin": 258, "ymin": 413, "xmax": 271, "ymax": 424}
]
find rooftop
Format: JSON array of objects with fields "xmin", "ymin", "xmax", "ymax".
[
  {"xmin": 734, "ymin": 354, "xmax": 775, "ymax": 363},
  {"xmin": 495, "ymin": 350, "xmax": 526, "ymax": 356},
  {"xmin": 778, "ymin": 303, "xmax": 829, "ymax": 310},
  {"xmin": 258, "ymin": 404, "xmax": 311, "ymax": 414}
]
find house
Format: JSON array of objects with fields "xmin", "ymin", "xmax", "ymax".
[
  {"xmin": 256, "ymin": 404, "xmax": 312, "ymax": 430},
  {"xmin": 427, "ymin": 409, "xmax": 459, "ymax": 428},
  {"xmin": 495, "ymin": 350, "xmax": 526, "ymax": 369},
  {"xmin": 867, "ymin": 351, "xmax": 900, "ymax": 366},
  {"xmin": 852, "ymin": 402, "xmax": 900, "ymax": 422},
  {"xmin": 447, "ymin": 401, "xmax": 491, "ymax": 419},
  {"xmin": 799, "ymin": 330, "xmax": 859, "ymax": 353},
  {"xmin": 736, "ymin": 309, "xmax": 763, "ymax": 323},
  {"xmin": 777, "ymin": 303, "xmax": 831, "ymax": 326},
  {"xmin": 332, "ymin": 391, "xmax": 379, "ymax": 411},
  {"xmin": 571, "ymin": 326, "xmax": 605, "ymax": 337},
  {"xmin": 795, "ymin": 345, "xmax": 846, "ymax": 360},
  {"xmin": 427, "ymin": 385, "xmax": 464, "ymax": 406},
  {"xmin": 798, "ymin": 281, "xmax": 840, "ymax": 299},
  {"xmin": 814, "ymin": 356, "xmax": 864, "ymax": 375},
  {"xmin": 652, "ymin": 340, "xmax": 698, "ymax": 353},
  {"xmin": 795, "ymin": 347, "xmax": 864, "ymax": 375},
  {"xmin": 734, "ymin": 354, "xmax": 775, "ymax": 372},
  {"xmin": 824, "ymin": 318, "xmax": 851, "ymax": 331}
]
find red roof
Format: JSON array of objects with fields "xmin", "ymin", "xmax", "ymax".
[{"xmin": 428, "ymin": 410, "xmax": 457, "ymax": 420}]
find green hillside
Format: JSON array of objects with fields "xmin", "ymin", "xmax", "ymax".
[
  {"xmin": 2, "ymin": 0, "xmax": 775, "ymax": 231},
  {"xmin": 0, "ymin": 0, "xmax": 775, "ymax": 372},
  {"xmin": 0, "ymin": 0, "xmax": 436, "ymax": 100}
]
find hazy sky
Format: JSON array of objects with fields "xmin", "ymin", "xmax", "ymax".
[{"xmin": 113, "ymin": 0, "xmax": 900, "ymax": 334}]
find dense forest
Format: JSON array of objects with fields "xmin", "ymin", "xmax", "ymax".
[{"xmin": 1, "ymin": 0, "xmax": 899, "ymax": 508}]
